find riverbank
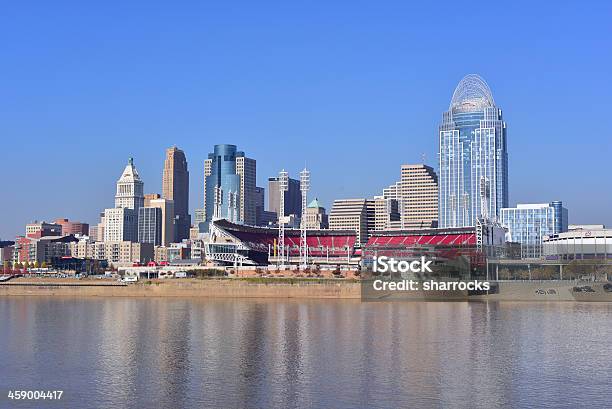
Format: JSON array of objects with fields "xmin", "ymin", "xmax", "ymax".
[
  {"xmin": 3, "ymin": 277, "xmax": 612, "ymax": 301},
  {"xmin": 0, "ymin": 277, "xmax": 362, "ymax": 299}
]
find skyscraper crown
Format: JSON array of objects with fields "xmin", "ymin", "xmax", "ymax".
[
  {"xmin": 450, "ymin": 74, "xmax": 495, "ymax": 114},
  {"xmin": 118, "ymin": 157, "xmax": 142, "ymax": 183}
]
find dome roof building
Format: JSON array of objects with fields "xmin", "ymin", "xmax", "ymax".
[
  {"xmin": 438, "ymin": 74, "xmax": 508, "ymax": 228},
  {"xmin": 449, "ymin": 74, "xmax": 496, "ymax": 114}
]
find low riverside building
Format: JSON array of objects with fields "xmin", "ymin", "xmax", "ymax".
[
  {"xmin": 154, "ymin": 246, "xmax": 169, "ymax": 264},
  {"xmin": 500, "ymin": 202, "xmax": 568, "ymax": 259},
  {"xmin": 14, "ymin": 235, "xmax": 77, "ymax": 264},
  {"xmin": 168, "ymin": 242, "xmax": 191, "ymax": 263},
  {"xmin": 191, "ymin": 239, "xmax": 205, "ymax": 262},
  {"xmin": 0, "ymin": 241, "xmax": 15, "ymax": 265},
  {"xmin": 67, "ymin": 238, "xmax": 153, "ymax": 266},
  {"xmin": 103, "ymin": 242, "xmax": 153, "ymax": 266},
  {"xmin": 69, "ymin": 237, "xmax": 105, "ymax": 260},
  {"xmin": 543, "ymin": 225, "xmax": 612, "ymax": 261}
]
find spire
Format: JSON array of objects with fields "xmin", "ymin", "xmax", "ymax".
[{"xmin": 118, "ymin": 157, "xmax": 141, "ymax": 183}]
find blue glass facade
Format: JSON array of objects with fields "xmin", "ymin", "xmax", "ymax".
[
  {"xmin": 551, "ymin": 201, "xmax": 569, "ymax": 234},
  {"xmin": 204, "ymin": 145, "xmax": 243, "ymax": 229},
  {"xmin": 438, "ymin": 75, "xmax": 508, "ymax": 228},
  {"xmin": 500, "ymin": 202, "xmax": 568, "ymax": 259}
]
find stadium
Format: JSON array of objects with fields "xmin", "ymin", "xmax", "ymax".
[
  {"xmin": 543, "ymin": 227, "xmax": 612, "ymax": 261},
  {"xmin": 205, "ymin": 219, "xmax": 359, "ymax": 266},
  {"xmin": 205, "ymin": 219, "xmax": 508, "ymax": 276},
  {"xmin": 362, "ymin": 226, "xmax": 493, "ymax": 278}
]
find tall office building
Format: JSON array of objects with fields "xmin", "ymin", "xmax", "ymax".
[
  {"xmin": 268, "ymin": 176, "xmax": 301, "ymax": 218},
  {"xmin": 254, "ymin": 186, "xmax": 265, "ymax": 225},
  {"xmin": 149, "ymin": 198, "xmax": 175, "ymax": 246},
  {"xmin": 162, "ymin": 146, "xmax": 190, "ymax": 242},
  {"xmin": 89, "ymin": 226, "xmax": 99, "ymax": 242},
  {"xmin": 329, "ymin": 199, "xmax": 370, "ymax": 245},
  {"xmin": 366, "ymin": 199, "xmax": 376, "ymax": 237},
  {"xmin": 301, "ymin": 198, "xmax": 329, "ymax": 229},
  {"xmin": 500, "ymin": 201, "xmax": 568, "ymax": 259},
  {"xmin": 115, "ymin": 158, "xmax": 144, "ymax": 210},
  {"xmin": 104, "ymin": 158, "xmax": 144, "ymax": 242},
  {"xmin": 236, "ymin": 156, "xmax": 257, "ymax": 225},
  {"xmin": 373, "ymin": 196, "xmax": 401, "ymax": 231},
  {"xmin": 383, "ymin": 164, "xmax": 438, "ymax": 229},
  {"xmin": 382, "ymin": 182, "xmax": 399, "ymax": 201},
  {"xmin": 194, "ymin": 208, "xmax": 206, "ymax": 226},
  {"xmin": 103, "ymin": 208, "xmax": 138, "ymax": 242},
  {"xmin": 95, "ymin": 212, "xmax": 105, "ymax": 243},
  {"xmin": 202, "ymin": 144, "xmax": 257, "ymax": 229},
  {"xmin": 144, "ymin": 193, "xmax": 161, "ymax": 207},
  {"xmin": 138, "ymin": 207, "xmax": 162, "ymax": 246},
  {"xmin": 438, "ymin": 74, "xmax": 508, "ymax": 228}
]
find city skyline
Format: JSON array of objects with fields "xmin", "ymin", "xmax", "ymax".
[{"xmin": 2, "ymin": 1, "xmax": 611, "ymax": 239}]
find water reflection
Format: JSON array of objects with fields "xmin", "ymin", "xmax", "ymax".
[{"xmin": 0, "ymin": 298, "xmax": 611, "ymax": 409}]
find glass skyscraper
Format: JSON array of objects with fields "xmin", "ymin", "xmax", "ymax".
[
  {"xmin": 202, "ymin": 144, "xmax": 257, "ymax": 231},
  {"xmin": 500, "ymin": 202, "xmax": 568, "ymax": 259},
  {"xmin": 438, "ymin": 74, "xmax": 508, "ymax": 228},
  {"xmin": 138, "ymin": 207, "xmax": 162, "ymax": 246}
]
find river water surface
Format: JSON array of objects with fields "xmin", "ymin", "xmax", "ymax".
[{"xmin": 1, "ymin": 297, "xmax": 611, "ymax": 408}]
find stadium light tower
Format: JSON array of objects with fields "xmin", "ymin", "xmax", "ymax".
[
  {"xmin": 299, "ymin": 168, "xmax": 310, "ymax": 269},
  {"xmin": 278, "ymin": 170, "xmax": 289, "ymax": 268}
]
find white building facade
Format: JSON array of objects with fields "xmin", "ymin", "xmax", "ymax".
[{"xmin": 104, "ymin": 158, "xmax": 145, "ymax": 243}]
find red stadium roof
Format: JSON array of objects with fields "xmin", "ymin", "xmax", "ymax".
[
  {"xmin": 213, "ymin": 219, "xmax": 354, "ymax": 237},
  {"xmin": 212, "ymin": 219, "xmax": 357, "ymax": 256},
  {"xmin": 365, "ymin": 233, "xmax": 476, "ymax": 248}
]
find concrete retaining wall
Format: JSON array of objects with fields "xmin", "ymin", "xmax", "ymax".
[{"xmin": 0, "ymin": 279, "xmax": 362, "ymax": 299}]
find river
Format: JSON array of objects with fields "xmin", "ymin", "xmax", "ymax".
[{"xmin": 1, "ymin": 298, "xmax": 610, "ymax": 408}]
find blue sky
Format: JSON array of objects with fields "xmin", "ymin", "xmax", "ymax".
[{"xmin": 1, "ymin": 0, "xmax": 611, "ymax": 239}]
